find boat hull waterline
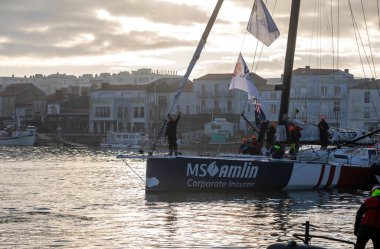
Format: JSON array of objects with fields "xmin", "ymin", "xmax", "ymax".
[
  {"xmin": 0, "ymin": 134, "xmax": 36, "ymax": 146},
  {"xmin": 145, "ymin": 155, "xmax": 376, "ymax": 192}
]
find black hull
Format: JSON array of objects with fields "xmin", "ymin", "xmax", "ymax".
[{"xmin": 145, "ymin": 155, "xmax": 376, "ymax": 192}]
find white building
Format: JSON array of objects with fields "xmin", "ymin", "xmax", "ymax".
[
  {"xmin": 89, "ymin": 78, "xmax": 195, "ymax": 134},
  {"xmin": 348, "ymin": 79, "xmax": 380, "ymax": 131},
  {"xmin": 193, "ymin": 73, "xmax": 279, "ymax": 133},
  {"xmin": 289, "ymin": 66, "xmax": 353, "ymax": 128}
]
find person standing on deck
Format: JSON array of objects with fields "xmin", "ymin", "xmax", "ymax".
[
  {"xmin": 317, "ymin": 118, "xmax": 330, "ymax": 149},
  {"xmin": 266, "ymin": 122, "xmax": 276, "ymax": 150},
  {"xmin": 354, "ymin": 184, "xmax": 380, "ymax": 249},
  {"xmin": 288, "ymin": 124, "xmax": 301, "ymax": 158},
  {"xmin": 165, "ymin": 112, "xmax": 181, "ymax": 155}
]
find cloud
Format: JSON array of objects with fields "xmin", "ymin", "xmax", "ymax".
[
  {"xmin": 0, "ymin": 0, "xmax": 208, "ymax": 58},
  {"xmin": 0, "ymin": 0, "xmax": 379, "ymax": 79}
]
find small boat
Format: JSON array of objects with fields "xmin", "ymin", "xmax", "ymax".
[
  {"xmin": 0, "ymin": 125, "xmax": 38, "ymax": 146},
  {"xmin": 100, "ymin": 131, "xmax": 148, "ymax": 149}
]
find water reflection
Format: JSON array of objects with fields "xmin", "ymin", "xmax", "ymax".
[{"xmin": 0, "ymin": 147, "xmax": 369, "ymax": 248}]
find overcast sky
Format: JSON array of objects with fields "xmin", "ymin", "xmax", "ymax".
[{"xmin": 0, "ymin": 0, "xmax": 379, "ymax": 80}]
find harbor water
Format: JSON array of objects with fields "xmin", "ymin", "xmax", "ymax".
[{"xmin": 0, "ymin": 146, "xmax": 374, "ymax": 248}]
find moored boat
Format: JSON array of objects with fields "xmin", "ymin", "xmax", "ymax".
[
  {"xmin": 100, "ymin": 131, "xmax": 148, "ymax": 149},
  {"xmin": 145, "ymin": 150, "xmax": 378, "ymax": 192},
  {"xmin": 0, "ymin": 125, "xmax": 38, "ymax": 146},
  {"xmin": 118, "ymin": 0, "xmax": 380, "ymax": 193}
]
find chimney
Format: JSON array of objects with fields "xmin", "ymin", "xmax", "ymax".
[
  {"xmin": 305, "ymin": 66, "xmax": 310, "ymax": 69},
  {"xmin": 344, "ymin": 69, "xmax": 349, "ymax": 73}
]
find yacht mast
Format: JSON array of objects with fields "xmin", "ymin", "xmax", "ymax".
[
  {"xmin": 151, "ymin": 0, "xmax": 224, "ymax": 152},
  {"xmin": 278, "ymin": 0, "xmax": 301, "ymax": 125}
]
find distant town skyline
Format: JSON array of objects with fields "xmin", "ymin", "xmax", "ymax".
[{"xmin": 1, "ymin": 0, "xmax": 380, "ymax": 80}]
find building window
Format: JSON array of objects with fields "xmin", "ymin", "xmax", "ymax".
[
  {"xmin": 133, "ymin": 107, "xmax": 139, "ymax": 118},
  {"xmin": 227, "ymin": 100, "xmax": 232, "ymax": 112},
  {"xmin": 270, "ymin": 92, "xmax": 276, "ymax": 99},
  {"xmin": 333, "ymin": 101, "xmax": 340, "ymax": 112},
  {"xmin": 158, "ymin": 96, "xmax": 167, "ymax": 106},
  {"xmin": 214, "ymin": 100, "xmax": 219, "ymax": 109},
  {"xmin": 214, "ymin": 84, "xmax": 218, "ymax": 94},
  {"xmin": 139, "ymin": 107, "xmax": 144, "ymax": 118},
  {"xmin": 118, "ymin": 106, "xmax": 128, "ymax": 118},
  {"xmin": 364, "ymin": 92, "xmax": 370, "ymax": 103},
  {"xmin": 201, "ymin": 100, "xmax": 206, "ymax": 113},
  {"xmin": 186, "ymin": 105, "xmax": 190, "ymax": 114},
  {"xmin": 334, "ymin": 86, "xmax": 341, "ymax": 97},
  {"xmin": 95, "ymin": 107, "xmax": 110, "ymax": 118},
  {"xmin": 321, "ymin": 86, "xmax": 327, "ymax": 96},
  {"xmin": 270, "ymin": 104, "xmax": 277, "ymax": 115},
  {"xmin": 364, "ymin": 107, "xmax": 370, "ymax": 118},
  {"xmin": 301, "ymin": 87, "xmax": 307, "ymax": 95}
]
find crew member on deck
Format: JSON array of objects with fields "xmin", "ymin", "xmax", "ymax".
[
  {"xmin": 239, "ymin": 137, "xmax": 248, "ymax": 154},
  {"xmin": 288, "ymin": 124, "xmax": 301, "ymax": 158},
  {"xmin": 266, "ymin": 122, "xmax": 276, "ymax": 150},
  {"xmin": 354, "ymin": 184, "xmax": 380, "ymax": 249},
  {"xmin": 270, "ymin": 141, "xmax": 285, "ymax": 159},
  {"xmin": 165, "ymin": 112, "xmax": 181, "ymax": 155},
  {"xmin": 317, "ymin": 118, "xmax": 330, "ymax": 149}
]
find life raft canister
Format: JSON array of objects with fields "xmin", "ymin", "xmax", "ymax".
[{"xmin": 267, "ymin": 241, "xmax": 327, "ymax": 249}]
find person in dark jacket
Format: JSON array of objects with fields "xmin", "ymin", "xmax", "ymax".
[
  {"xmin": 269, "ymin": 141, "xmax": 285, "ymax": 159},
  {"xmin": 288, "ymin": 124, "xmax": 301, "ymax": 157},
  {"xmin": 354, "ymin": 184, "xmax": 380, "ymax": 249},
  {"xmin": 317, "ymin": 118, "xmax": 330, "ymax": 149},
  {"xmin": 165, "ymin": 112, "xmax": 181, "ymax": 155},
  {"xmin": 266, "ymin": 122, "xmax": 276, "ymax": 150}
]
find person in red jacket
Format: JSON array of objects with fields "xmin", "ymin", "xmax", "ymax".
[{"xmin": 354, "ymin": 184, "xmax": 380, "ymax": 249}]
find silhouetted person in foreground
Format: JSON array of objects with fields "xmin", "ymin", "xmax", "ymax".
[
  {"xmin": 165, "ymin": 112, "xmax": 181, "ymax": 155},
  {"xmin": 354, "ymin": 184, "xmax": 380, "ymax": 249}
]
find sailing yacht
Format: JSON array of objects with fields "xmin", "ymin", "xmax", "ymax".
[{"xmin": 119, "ymin": 0, "xmax": 380, "ymax": 192}]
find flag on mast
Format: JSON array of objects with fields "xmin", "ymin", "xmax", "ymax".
[
  {"xmin": 255, "ymin": 102, "xmax": 267, "ymax": 127},
  {"xmin": 229, "ymin": 53, "xmax": 262, "ymax": 102},
  {"xmin": 246, "ymin": 0, "xmax": 280, "ymax": 47}
]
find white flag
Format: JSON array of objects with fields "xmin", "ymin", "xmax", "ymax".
[
  {"xmin": 229, "ymin": 53, "xmax": 262, "ymax": 102},
  {"xmin": 247, "ymin": 0, "xmax": 280, "ymax": 47}
]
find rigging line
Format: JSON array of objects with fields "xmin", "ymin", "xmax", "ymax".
[
  {"xmin": 360, "ymin": 0, "xmax": 377, "ymax": 79},
  {"xmin": 330, "ymin": 0, "xmax": 335, "ymax": 71},
  {"xmin": 360, "ymin": 0, "xmax": 380, "ymax": 120},
  {"xmin": 348, "ymin": 0, "xmax": 374, "ymax": 79},
  {"xmin": 348, "ymin": 0, "xmax": 380, "ymax": 122},
  {"xmin": 337, "ymin": 0, "xmax": 340, "ymax": 70},
  {"xmin": 378, "ymin": 0, "xmax": 380, "ymax": 29},
  {"xmin": 121, "ymin": 158, "xmax": 145, "ymax": 183},
  {"xmin": 308, "ymin": 0, "xmax": 318, "ymax": 66},
  {"xmin": 319, "ymin": 0, "xmax": 322, "ymax": 69}
]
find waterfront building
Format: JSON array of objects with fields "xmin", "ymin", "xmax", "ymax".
[
  {"xmin": 288, "ymin": 66, "xmax": 353, "ymax": 128},
  {"xmin": 348, "ymin": 78, "xmax": 380, "ymax": 131},
  {"xmin": 0, "ymin": 83, "xmax": 46, "ymax": 127},
  {"xmin": 193, "ymin": 73, "xmax": 277, "ymax": 135},
  {"xmin": 89, "ymin": 83, "xmax": 147, "ymax": 133}
]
